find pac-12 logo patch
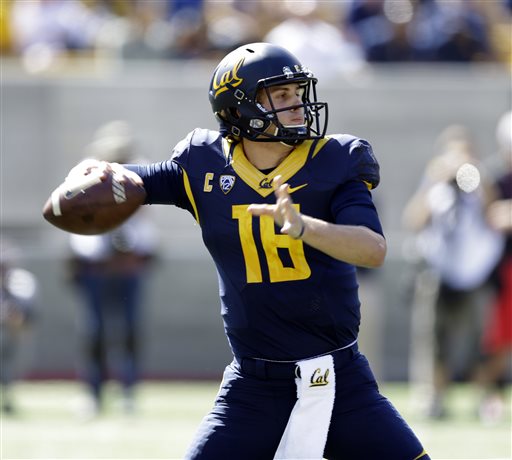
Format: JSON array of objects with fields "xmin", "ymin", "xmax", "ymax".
[{"xmin": 220, "ymin": 175, "xmax": 236, "ymax": 194}]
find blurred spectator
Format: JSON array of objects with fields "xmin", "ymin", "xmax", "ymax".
[
  {"xmin": 10, "ymin": 0, "xmax": 98, "ymax": 71},
  {"xmin": 430, "ymin": 1, "xmax": 493, "ymax": 62},
  {"xmin": 264, "ymin": 0, "xmax": 365, "ymax": 81},
  {"xmin": 204, "ymin": 1, "xmax": 262, "ymax": 58},
  {"xmin": 478, "ymin": 111, "xmax": 512, "ymax": 424},
  {"xmin": 167, "ymin": 0, "xmax": 209, "ymax": 59},
  {"xmin": 120, "ymin": 1, "xmax": 209, "ymax": 60},
  {"xmin": 168, "ymin": 0, "xmax": 204, "ymax": 19},
  {"xmin": 8, "ymin": 0, "xmax": 139, "ymax": 67},
  {"xmin": 0, "ymin": 240, "xmax": 38, "ymax": 415},
  {"xmin": 68, "ymin": 121, "xmax": 157, "ymax": 417},
  {"xmin": 3, "ymin": 0, "xmax": 505, "ymax": 65},
  {"xmin": 345, "ymin": 0, "xmax": 415, "ymax": 62},
  {"xmin": 346, "ymin": 0, "xmax": 495, "ymax": 63},
  {"xmin": 482, "ymin": 0, "xmax": 512, "ymax": 65},
  {"xmin": 402, "ymin": 125, "xmax": 504, "ymax": 419},
  {"xmin": 119, "ymin": 2, "xmax": 170, "ymax": 60}
]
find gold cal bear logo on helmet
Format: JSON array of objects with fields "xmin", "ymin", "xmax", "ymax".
[{"xmin": 212, "ymin": 58, "xmax": 245, "ymax": 98}]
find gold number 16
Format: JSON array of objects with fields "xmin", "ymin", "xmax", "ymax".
[{"xmin": 232, "ymin": 204, "xmax": 311, "ymax": 283}]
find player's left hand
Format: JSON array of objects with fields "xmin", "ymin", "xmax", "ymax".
[{"xmin": 248, "ymin": 175, "xmax": 305, "ymax": 239}]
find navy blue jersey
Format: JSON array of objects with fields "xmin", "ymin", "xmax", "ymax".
[{"xmin": 129, "ymin": 128, "xmax": 382, "ymax": 361}]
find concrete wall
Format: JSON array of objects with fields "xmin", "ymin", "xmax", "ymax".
[{"xmin": 2, "ymin": 59, "xmax": 510, "ymax": 380}]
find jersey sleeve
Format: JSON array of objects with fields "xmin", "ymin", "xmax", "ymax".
[
  {"xmin": 331, "ymin": 136, "xmax": 383, "ymax": 235},
  {"xmin": 330, "ymin": 180, "xmax": 384, "ymax": 236},
  {"xmin": 124, "ymin": 134, "xmax": 195, "ymax": 214}
]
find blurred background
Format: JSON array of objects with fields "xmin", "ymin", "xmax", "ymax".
[{"xmin": 1, "ymin": 0, "xmax": 511, "ymax": 457}]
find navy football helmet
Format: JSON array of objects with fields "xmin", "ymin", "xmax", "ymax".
[{"xmin": 208, "ymin": 43, "xmax": 328, "ymax": 144}]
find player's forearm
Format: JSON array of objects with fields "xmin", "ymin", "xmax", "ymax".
[{"xmin": 300, "ymin": 216, "xmax": 387, "ymax": 268}]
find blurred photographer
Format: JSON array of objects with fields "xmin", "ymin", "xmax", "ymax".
[{"xmin": 403, "ymin": 125, "xmax": 504, "ymax": 418}]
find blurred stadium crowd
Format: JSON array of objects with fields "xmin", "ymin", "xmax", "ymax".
[{"xmin": 1, "ymin": 0, "xmax": 511, "ymax": 73}]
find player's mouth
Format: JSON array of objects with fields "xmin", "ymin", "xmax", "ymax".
[
  {"xmin": 285, "ymin": 112, "xmax": 306, "ymax": 125},
  {"xmin": 286, "ymin": 119, "xmax": 306, "ymax": 127}
]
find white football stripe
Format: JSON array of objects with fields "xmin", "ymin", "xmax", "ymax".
[
  {"xmin": 64, "ymin": 172, "xmax": 103, "ymax": 199},
  {"xmin": 112, "ymin": 175, "xmax": 126, "ymax": 203},
  {"xmin": 51, "ymin": 189, "xmax": 62, "ymax": 216}
]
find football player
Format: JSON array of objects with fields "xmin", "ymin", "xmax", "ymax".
[{"xmin": 67, "ymin": 43, "xmax": 430, "ymax": 459}]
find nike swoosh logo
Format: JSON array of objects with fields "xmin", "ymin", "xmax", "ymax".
[{"xmin": 287, "ymin": 183, "xmax": 308, "ymax": 194}]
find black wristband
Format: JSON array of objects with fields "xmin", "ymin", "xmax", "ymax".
[{"xmin": 292, "ymin": 218, "xmax": 306, "ymax": 240}]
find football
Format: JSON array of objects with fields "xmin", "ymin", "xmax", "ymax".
[{"xmin": 42, "ymin": 168, "xmax": 146, "ymax": 235}]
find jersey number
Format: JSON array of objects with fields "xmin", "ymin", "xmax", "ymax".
[{"xmin": 232, "ymin": 205, "xmax": 311, "ymax": 283}]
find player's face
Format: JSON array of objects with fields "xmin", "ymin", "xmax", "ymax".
[{"xmin": 258, "ymin": 83, "xmax": 306, "ymax": 128}]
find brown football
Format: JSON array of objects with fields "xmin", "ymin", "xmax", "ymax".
[{"xmin": 42, "ymin": 170, "xmax": 146, "ymax": 235}]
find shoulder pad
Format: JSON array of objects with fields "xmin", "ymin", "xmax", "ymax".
[
  {"xmin": 326, "ymin": 135, "xmax": 380, "ymax": 189},
  {"xmin": 348, "ymin": 139, "xmax": 380, "ymax": 190},
  {"xmin": 189, "ymin": 128, "xmax": 222, "ymax": 147},
  {"xmin": 328, "ymin": 133, "xmax": 359, "ymax": 148},
  {"xmin": 171, "ymin": 129, "xmax": 221, "ymax": 162}
]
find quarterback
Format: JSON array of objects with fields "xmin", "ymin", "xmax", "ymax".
[{"xmin": 65, "ymin": 43, "xmax": 429, "ymax": 459}]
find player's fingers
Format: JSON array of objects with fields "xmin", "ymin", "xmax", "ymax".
[
  {"xmin": 273, "ymin": 175, "xmax": 283, "ymax": 191},
  {"xmin": 66, "ymin": 159, "xmax": 104, "ymax": 181},
  {"xmin": 274, "ymin": 181, "xmax": 291, "ymax": 201},
  {"xmin": 281, "ymin": 214, "xmax": 304, "ymax": 239},
  {"xmin": 277, "ymin": 195, "xmax": 304, "ymax": 238},
  {"xmin": 274, "ymin": 176, "xmax": 293, "ymax": 201},
  {"xmin": 277, "ymin": 195, "xmax": 297, "ymax": 221},
  {"xmin": 247, "ymin": 203, "xmax": 276, "ymax": 216},
  {"xmin": 281, "ymin": 221, "xmax": 294, "ymax": 235},
  {"xmin": 248, "ymin": 203, "xmax": 284, "ymax": 227}
]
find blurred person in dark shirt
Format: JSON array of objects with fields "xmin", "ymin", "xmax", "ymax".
[{"xmin": 69, "ymin": 121, "xmax": 157, "ymax": 416}]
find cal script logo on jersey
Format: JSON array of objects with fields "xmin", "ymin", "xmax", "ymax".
[
  {"xmin": 212, "ymin": 57, "xmax": 245, "ymax": 97},
  {"xmin": 259, "ymin": 177, "xmax": 273, "ymax": 189}
]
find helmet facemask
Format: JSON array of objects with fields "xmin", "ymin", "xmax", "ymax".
[{"xmin": 257, "ymin": 76, "xmax": 327, "ymax": 145}]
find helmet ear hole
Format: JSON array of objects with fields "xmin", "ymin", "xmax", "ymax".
[{"xmin": 228, "ymin": 108, "xmax": 241, "ymax": 119}]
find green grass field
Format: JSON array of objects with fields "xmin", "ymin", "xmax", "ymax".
[{"xmin": 1, "ymin": 381, "xmax": 510, "ymax": 459}]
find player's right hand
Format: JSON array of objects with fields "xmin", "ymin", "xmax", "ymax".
[{"xmin": 66, "ymin": 159, "xmax": 143, "ymax": 187}]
